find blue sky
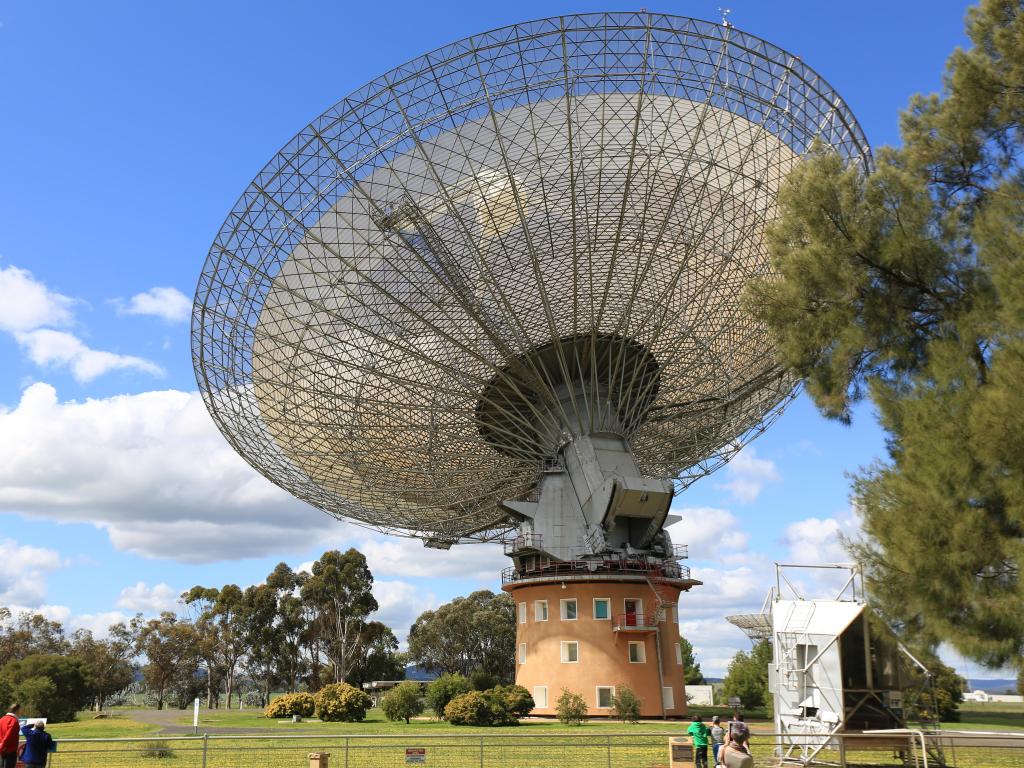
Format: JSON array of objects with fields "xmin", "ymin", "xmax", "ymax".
[{"xmin": 0, "ymin": 0, "xmax": 994, "ymax": 678}]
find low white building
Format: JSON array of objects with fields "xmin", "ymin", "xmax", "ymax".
[
  {"xmin": 963, "ymin": 690, "xmax": 1023, "ymax": 704},
  {"xmin": 685, "ymin": 685, "xmax": 714, "ymax": 706}
]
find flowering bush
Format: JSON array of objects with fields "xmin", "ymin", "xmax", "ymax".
[
  {"xmin": 265, "ymin": 692, "xmax": 316, "ymax": 718},
  {"xmin": 444, "ymin": 691, "xmax": 490, "ymax": 725},
  {"xmin": 314, "ymin": 682, "xmax": 372, "ymax": 722}
]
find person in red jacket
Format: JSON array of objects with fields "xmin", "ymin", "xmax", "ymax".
[{"xmin": 0, "ymin": 703, "xmax": 21, "ymax": 768}]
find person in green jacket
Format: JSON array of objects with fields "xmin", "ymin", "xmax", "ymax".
[{"xmin": 686, "ymin": 715, "xmax": 710, "ymax": 768}]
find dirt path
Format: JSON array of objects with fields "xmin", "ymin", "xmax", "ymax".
[{"xmin": 122, "ymin": 709, "xmax": 285, "ymax": 735}]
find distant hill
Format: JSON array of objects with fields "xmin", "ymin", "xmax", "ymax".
[
  {"xmin": 966, "ymin": 678, "xmax": 1018, "ymax": 694},
  {"xmin": 404, "ymin": 664, "xmax": 439, "ymax": 682}
]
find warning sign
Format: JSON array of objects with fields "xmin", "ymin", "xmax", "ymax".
[{"xmin": 405, "ymin": 747, "xmax": 426, "ymax": 764}]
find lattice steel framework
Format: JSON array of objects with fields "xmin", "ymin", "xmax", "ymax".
[{"xmin": 192, "ymin": 12, "xmax": 870, "ymax": 544}]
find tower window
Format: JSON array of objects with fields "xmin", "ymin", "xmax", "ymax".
[
  {"xmin": 535, "ymin": 600, "xmax": 548, "ymax": 621},
  {"xmin": 533, "ymin": 686, "xmax": 548, "ymax": 708},
  {"xmin": 628, "ymin": 641, "xmax": 646, "ymax": 663},
  {"xmin": 560, "ymin": 641, "xmax": 579, "ymax": 663},
  {"xmin": 518, "ymin": 602, "xmax": 527, "ymax": 624},
  {"xmin": 596, "ymin": 686, "xmax": 614, "ymax": 708},
  {"xmin": 560, "ymin": 598, "xmax": 577, "ymax": 620},
  {"xmin": 662, "ymin": 686, "xmax": 675, "ymax": 709},
  {"xmin": 593, "ymin": 598, "xmax": 610, "ymax": 620}
]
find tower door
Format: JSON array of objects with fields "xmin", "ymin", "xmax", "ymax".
[{"xmin": 624, "ymin": 598, "xmax": 641, "ymax": 626}]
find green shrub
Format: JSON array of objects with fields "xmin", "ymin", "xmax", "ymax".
[
  {"xmin": 314, "ymin": 683, "xmax": 372, "ymax": 722},
  {"xmin": 140, "ymin": 740, "xmax": 175, "ymax": 759},
  {"xmin": 444, "ymin": 691, "xmax": 490, "ymax": 725},
  {"xmin": 426, "ymin": 674, "xmax": 472, "ymax": 719},
  {"xmin": 0, "ymin": 655, "xmax": 90, "ymax": 722},
  {"xmin": 469, "ymin": 670, "xmax": 498, "ymax": 691},
  {"xmin": 611, "ymin": 686, "xmax": 641, "ymax": 723},
  {"xmin": 487, "ymin": 684, "xmax": 534, "ymax": 724},
  {"xmin": 444, "ymin": 685, "xmax": 534, "ymax": 726},
  {"xmin": 381, "ymin": 681, "xmax": 425, "ymax": 724},
  {"xmin": 556, "ymin": 688, "xmax": 587, "ymax": 725},
  {"xmin": 264, "ymin": 692, "xmax": 316, "ymax": 718}
]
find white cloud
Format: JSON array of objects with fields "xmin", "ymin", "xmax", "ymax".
[
  {"xmin": 0, "ymin": 538, "xmax": 64, "ymax": 607},
  {"xmin": 116, "ymin": 287, "xmax": 191, "ymax": 323},
  {"xmin": 14, "ymin": 329, "xmax": 164, "ymax": 382},
  {"xmin": 373, "ymin": 580, "xmax": 439, "ymax": 645},
  {"xmin": 357, "ymin": 538, "xmax": 505, "ymax": 583},
  {"xmin": 0, "ymin": 383, "xmax": 334, "ymax": 563},
  {"xmin": 716, "ymin": 447, "xmax": 780, "ymax": 503},
  {"xmin": 0, "ymin": 263, "xmax": 163, "ymax": 382},
  {"xmin": 1, "ymin": 604, "xmax": 72, "ymax": 625},
  {"xmin": 69, "ymin": 611, "xmax": 130, "ymax": 637},
  {"xmin": 0, "ymin": 265, "xmax": 74, "ymax": 332},
  {"xmin": 782, "ymin": 514, "xmax": 857, "ymax": 565},
  {"xmin": 116, "ymin": 582, "xmax": 181, "ymax": 613},
  {"xmin": 667, "ymin": 506, "xmax": 749, "ymax": 554}
]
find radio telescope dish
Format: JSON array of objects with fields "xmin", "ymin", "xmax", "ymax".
[{"xmin": 193, "ymin": 12, "xmax": 869, "ymax": 548}]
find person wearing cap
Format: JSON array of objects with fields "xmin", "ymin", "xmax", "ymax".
[
  {"xmin": 0, "ymin": 704, "xmax": 20, "ymax": 768},
  {"xmin": 19, "ymin": 721, "xmax": 55, "ymax": 767},
  {"xmin": 686, "ymin": 714, "xmax": 710, "ymax": 768},
  {"xmin": 709, "ymin": 714, "xmax": 726, "ymax": 764}
]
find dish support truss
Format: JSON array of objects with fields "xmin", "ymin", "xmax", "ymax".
[{"xmin": 192, "ymin": 12, "xmax": 870, "ymax": 545}]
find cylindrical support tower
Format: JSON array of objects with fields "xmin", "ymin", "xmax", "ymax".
[{"xmin": 503, "ymin": 567, "xmax": 698, "ymax": 718}]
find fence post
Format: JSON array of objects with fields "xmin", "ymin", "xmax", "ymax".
[
  {"xmin": 345, "ymin": 736, "xmax": 349, "ymax": 768},
  {"xmin": 479, "ymin": 734, "xmax": 484, "ymax": 768},
  {"xmin": 201, "ymin": 732, "xmax": 209, "ymax": 768},
  {"xmin": 606, "ymin": 734, "xmax": 612, "ymax": 768}
]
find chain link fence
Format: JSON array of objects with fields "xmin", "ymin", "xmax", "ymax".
[{"xmin": 42, "ymin": 729, "xmax": 1024, "ymax": 767}]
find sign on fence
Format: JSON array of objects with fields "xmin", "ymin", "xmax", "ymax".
[{"xmin": 405, "ymin": 747, "xmax": 426, "ymax": 764}]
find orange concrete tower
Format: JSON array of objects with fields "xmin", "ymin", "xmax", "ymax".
[{"xmin": 503, "ymin": 543, "xmax": 700, "ymax": 718}]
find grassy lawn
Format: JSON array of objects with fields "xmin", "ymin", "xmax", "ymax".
[
  {"xmin": 34, "ymin": 704, "xmax": 1023, "ymax": 768},
  {"xmin": 951, "ymin": 701, "xmax": 1024, "ymax": 732},
  {"xmin": 46, "ymin": 714, "xmax": 162, "ymax": 739},
  {"xmin": 182, "ymin": 706, "xmax": 696, "ymax": 733}
]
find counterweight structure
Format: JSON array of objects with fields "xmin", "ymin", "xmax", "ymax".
[{"xmin": 192, "ymin": 12, "xmax": 869, "ymax": 716}]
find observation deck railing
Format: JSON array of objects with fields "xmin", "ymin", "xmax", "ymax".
[
  {"xmin": 501, "ymin": 558, "xmax": 691, "ymax": 585},
  {"xmin": 671, "ymin": 544, "xmax": 688, "ymax": 559},
  {"xmin": 503, "ymin": 533, "xmax": 543, "ymax": 555},
  {"xmin": 612, "ymin": 613, "xmax": 659, "ymax": 631}
]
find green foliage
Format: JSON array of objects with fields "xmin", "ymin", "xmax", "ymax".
[
  {"xmin": 301, "ymin": 549, "xmax": 379, "ymax": 685},
  {"xmin": 469, "ymin": 670, "xmax": 498, "ymax": 691},
  {"xmin": 381, "ymin": 681, "xmax": 425, "ymax": 724},
  {"xmin": 264, "ymin": 692, "xmax": 316, "ymax": 718},
  {"xmin": 140, "ymin": 740, "xmax": 175, "ymax": 759},
  {"xmin": 494, "ymin": 684, "xmax": 534, "ymax": 720},
  {"xmin": 348, "ymin": 622, "xmax": 404, "ymax": 688},
  {"xmin": 555, "ymin": 688, "xmax": 588, "ymax": 726},
  {"xmin": 746, "ymin": 0, "xmax": 1024, "ymax": 667},
  {"xmin": 0, "ymin": 654, "xmax": 91, "ymax": 722},
  {"xmin": 722, "ymin": 641, "xmax": 771, "ymax": 710},
  {"xmin": 902, "ymin": 650, "xmax": 964, "ymax": 723},
  {"xmin": 444, "ymin": 691, "xmax": 490, "ymax": 725},
  {"xmin": 425, "ymin": 674, "xmax": 473, "ymax": 719},
  {"xmin": 678, "ymin": 636, "xmax": 705, "ymax": 685},
  {"xmin": 314, "ymin": 682, "xmax": 372, "ymax": 722},
  {"xmin": 611, "ymin": 686, "xmax": 641, "ymax": 723},
  {"xmin": 409, "ymin": 591, "xmax": 516, "ymax": 683},
  {"xmin": 443, "ymin": 685, "xmax": 532, "ymax": 726}
]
